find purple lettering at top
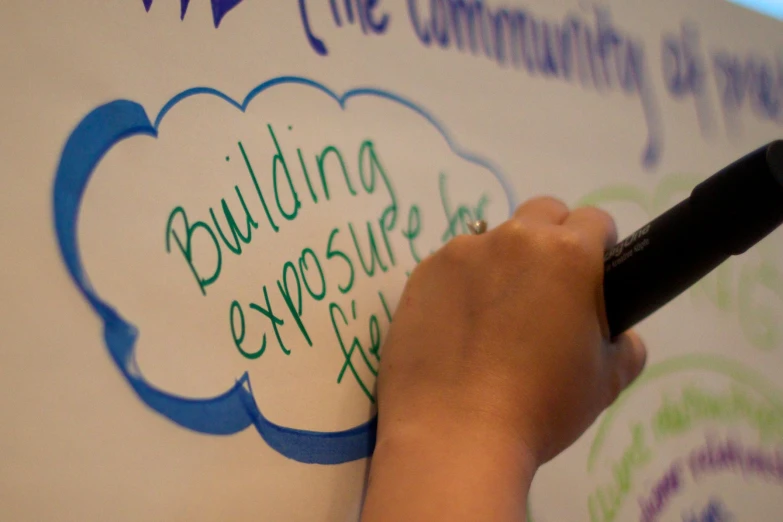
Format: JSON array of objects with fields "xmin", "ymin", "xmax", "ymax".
[
  {"xmin": 660, "ymin": 22, "xmax": 715, "ymax": 136},
  {"xmin": 143, "ymin": 0, "xmax": 244, "ymax": 27},
  {"xmin": 299, "ymin": 0, "xmax": 390, "ymax": 56},
  {"xmin": 712, "ymin": 50, "xmax": 783, "ymax": 133}
]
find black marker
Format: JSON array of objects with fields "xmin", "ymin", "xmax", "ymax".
[{"xmin": 603, "ymin": 140, "xmax": 783, "ymax": 338}]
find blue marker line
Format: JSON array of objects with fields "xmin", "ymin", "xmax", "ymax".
[{"xmin": 52, "ymin": 76, "xmax": 513, "ymax": 464}]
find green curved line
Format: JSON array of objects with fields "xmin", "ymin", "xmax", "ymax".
[
  {"xmin": 575, "ymin": 185, "xmax": 651, "ymax": 216},
  {"xmin": 586, "ymin": 353, "xmax": 783, "ymax": 472}
]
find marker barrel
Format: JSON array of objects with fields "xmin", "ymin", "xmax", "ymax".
[{"xmin": 603, "ymin": 140, "xmax": 783, "ymax": 338}]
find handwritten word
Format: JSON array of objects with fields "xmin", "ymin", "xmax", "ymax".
[
  {"xmin": 635, "ymin": 436, "xmax": 783, "ymax": 521},
  {"xmin": 713, "ymin": 50, "xmax": 783, "ymax": 131},
  {"xmin": 588, "ymin": 423, "xmax": 653, "ymax": 522},
  {"xmin": 659, "ymin": 23, "xmax": 783, "ymax": 138},
  {"xmin": 292, "ymin": 1, "xmax": 783, "ymax": 166},
  {"xmin": 225, "ymin": 179, "xmax": 399, "ymax": 355},
  {"xmin": 652, "ymin": 384, "xmax": 783, "ymax": 443},
  {"xmin": 142, "ymin": 0, "xmax": 242, "ymax": 27},
  {"xmin": 165, "ymin": 125, "xmax": 395, "ymax": 296},
  {"xmin": 683, "ymin": 498, "xmax": 735, "ymax": 522},
  {"xmin": 406, "ymin": 1, "xmax": 661, "ymax": 169},
  {"xmin": 661, "ymin": 23, "xmax": 715, "ymax": 135},
  {"xmin": 318, "ymin": 1, "xmax": 783, "ymax": 152},
  {"xmin": 165, "ymin": 121, "xmax": 490, "ymax": 401},
  {"xmin": 336, "ymin": 173, "xmax": 488, "ymax": 400},
  {"xmin": 140, "ymin": 2, "xmax": 783, "ymax": 171},
  {"xmin": 227, "ymin": 208, "xmax": 397, "ymax": 361},
  {"xmin": 228, "ymin": 205, "xmax": 402, "ymax": 375},
  {"xmin": 611, "ymin": 434, "xmax": 781, "ymax": 522},
  {"xmin": 638, "ymin": 460, "xmax": 684, "ymax": 522},
  {"xmin": 587, "ymin": 357, "xmax": 783, "ymax": 522},
  {"xmin": 167, "ymin": 126, "xmax": 400, "ymax": 396},
  {"xmin": 689, "ymin": 434, "xmax": 783, "ymax": 482},
  {"xmin": 331, "ymin": 291, "xmax": 392, "ymax": 401},
  {"xmin": 299, "ymin": 0, "xmax": 390, "ymax": 56}
]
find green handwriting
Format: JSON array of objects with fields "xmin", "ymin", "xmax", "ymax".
[
  {"xmin": 439, "ymin": 172, "xmax": 489, "ymax": 243},
  {"xmin": 164, "ymin": 126, "xmax": 396, "ymax": 295},
  {"xmin": 588, "ymin": 354, "xmax": 783, "ymax": 472},
  {"xmin": 163, "ymin": 125, "xmax": 493, "ymax": 402},
  {"xmin": 587, "ymin": 423, "xmax": 652, "ymax": 522},
  {"xmin": 331, "ymin": 294, "xmax": 392, "ymax": 402},
  {"xmin": 652, "ymin": 384, "xmax": 783, "ymax": 442}
]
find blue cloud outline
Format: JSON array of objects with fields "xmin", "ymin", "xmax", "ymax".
[{"xmin": 52, "ymin": 75, "xmax": 515, "ymax": 464}]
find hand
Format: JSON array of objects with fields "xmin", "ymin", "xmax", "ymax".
[{"xmin": 360, "ymin": 196, "xmax": 647, "ymax": 522}]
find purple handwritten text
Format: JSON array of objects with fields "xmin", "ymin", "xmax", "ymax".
[
  {"xmin": 638, "ymin": 461, "xmax": 685, "ymax": 522},
  {"xmin": 143, "ymin": 0, "xmax": 244, "ymax": 27}
]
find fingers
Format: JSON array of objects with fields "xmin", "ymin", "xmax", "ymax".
[
  {"xmin": 603, "ymin": 330, "xmax": 647, "ymax": 406},
  {"xmin": 513, "ymin": 199, "xmax": 616, "ymax": 254},
  {"xmin": 513, "ymin": 196, "xmax": 570, "ymax": 225},
  {"xmin": 561, "ymin": 207, "xmax": 619, "ymax": 337},
  {"xmin": 563, "ymin": 206, "xmax": 618, "ymax": 254}
]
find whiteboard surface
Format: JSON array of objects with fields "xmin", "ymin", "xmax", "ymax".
[{"xmin": 1, "ymin": 1, "xmax": 782, "ymax": 520}]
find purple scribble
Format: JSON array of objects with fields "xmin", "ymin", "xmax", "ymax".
[
  {"xmin": 211, "ymin": 0, "xmax": 243, "ymax": 27},
  {"xmin": 180, "ymin": 0, "xmax": 191, "ymax": 20},
  {"xmin": 688, "ymin": 434, "xmax": 783, "ymax": 482},
  {"xmin": 143, "ymin": 0, "xmax": 245, "ymax": 27},
  {"xmin": 638, "ymin": 461, "xmax": 685, "ymax": 522},
  {"xmin": 634, "ymin": 436, "xmax": 782, "ymax": 521}
]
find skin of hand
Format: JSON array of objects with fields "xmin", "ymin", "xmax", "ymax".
[{"xmin": 359, "ymin": 196, "xmax": 647, "ymax": 522}]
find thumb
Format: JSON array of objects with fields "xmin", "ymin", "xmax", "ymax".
[{"xmin": 603, "ymin": 329, "xmax": 647, "ymax": 407}]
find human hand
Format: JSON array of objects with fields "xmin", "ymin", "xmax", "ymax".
[
  {"xmin": 360, "ymin": 196, "xmax": 647, "ymax": 522},
  {"xmin": 376, "ymin": 195, "xmax": 647, "ymax": 466}
]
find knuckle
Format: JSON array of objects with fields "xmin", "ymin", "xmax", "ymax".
[
  {"xmin": 585, "ymin": 205, "xmax": 617, "ymax": 231},
  {"xmin": 576, "ymin": 206, "xmax": 618, "ymax": 244},
  {"xmin": 489, "ymin": 220, "xmax": 535, "ymax": 256},
  {"xmin": 544, "ymin": 229, "xmax": 595, "ymax": 274},
  {"xmin": 438, "ymin": 234, "xmax": 476, "ymax": 265},
  {"xmin": 513, "ymin": 195, "xmax": 569, "ymax": 220},
  {"xmin": 499, "ymin": 219, "xmax": 530, "ymax": 240},
  {"xmin": 553, "ymin": 228, "xmax": 587, "ymax": 255},
  {"xmin": 490, "ymin": 220, "xmax": 589, "ymax": 260},
  {"xmin": 484, "ymin": 219, "xmax": 600, "ymax": 272}
]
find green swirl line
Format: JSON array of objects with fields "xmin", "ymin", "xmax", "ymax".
[{"xmin": 586, "ymin": 353, "xmax": 783, "ymax": 472}]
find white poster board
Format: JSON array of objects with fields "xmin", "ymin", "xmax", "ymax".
[{"xmin": 1, "ymin": 1, "xmax": 782, "ymax": 520}]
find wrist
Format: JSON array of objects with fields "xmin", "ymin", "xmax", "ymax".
[
  {"xmin": 375, "ymin": 411, "xmax": 538, "ymax": 482},
  {"xmin": 362, "ymin": 410, "xmax": 537, "ymax": 521},
  {"xmin": 376, "ymin": 381, "xmax": 541, "ymax": 468}
]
